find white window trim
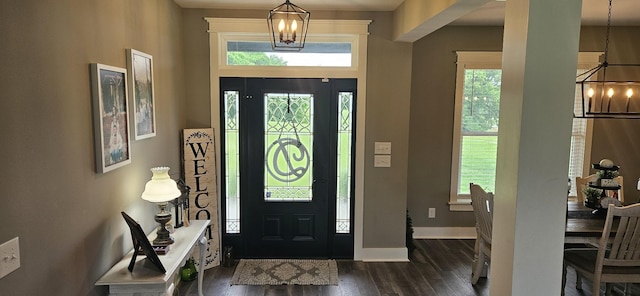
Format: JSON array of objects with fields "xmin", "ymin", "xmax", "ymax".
[
  {"xmin": 449, "ymin": 51, "xmax": 600, "ymax": 211},
  {"xmin": 206, "ymin": 18, "xmax": 371, "ymax": 259}
]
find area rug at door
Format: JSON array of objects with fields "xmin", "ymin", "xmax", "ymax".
[{"xmin": 230, "ymin": 259, "xmax": 339, "ymax": 286}]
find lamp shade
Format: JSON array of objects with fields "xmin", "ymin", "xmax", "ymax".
[{"xmin": 141, "ymin": 167, "xmax": 181, "ymax": 203}]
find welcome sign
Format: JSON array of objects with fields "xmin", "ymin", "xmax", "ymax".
[{"xmin": 182, "ymin": 128, "xmax": 220, "ymax": 268}]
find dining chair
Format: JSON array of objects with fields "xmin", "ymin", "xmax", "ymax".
[
  {"xmin": 576, "ymin": 174, "xmax": 597, "ymax": 204},
  {"xmin": 614, "ymin": 176, "xmax": 624, "ymax": 203},
  {"xmin": 470, "ymin": 183, "xmax": 494, "ymax": 285},
  {"xmin": 562, "ymin": 203, "xmax": 640, "ymax": 296}
]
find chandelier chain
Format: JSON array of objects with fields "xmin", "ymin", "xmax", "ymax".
[{"xmin": 604, "ymin": 0, "xmax": 612, "ymax": 63}]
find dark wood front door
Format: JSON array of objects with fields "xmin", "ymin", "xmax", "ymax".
[{"xmin": 220, "ymin": 78, "xmax": 356, "ymax": 258}]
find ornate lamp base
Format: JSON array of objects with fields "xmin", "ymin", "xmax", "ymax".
[{"xmin": 153, "ymin": 203, "xmax": 174, "ymax": 245}]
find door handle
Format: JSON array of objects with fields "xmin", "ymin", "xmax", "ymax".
[{"xmin": 313, "ymin": 178, "xmax": 327, "ymax": 184}]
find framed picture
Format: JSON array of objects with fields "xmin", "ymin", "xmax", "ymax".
[
  {"xmin": 126, "ymin": 49, "xmax": 156, "ymax": 140},
  {"xmin": 90, "ymin": 63, "xmax": 132, "ymax": 173},
  {"xmin": 121, "ymin": 212, "xmax": 166, "ymax": 273}
]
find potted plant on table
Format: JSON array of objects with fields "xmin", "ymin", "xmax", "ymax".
[{"xmin": 583, "ymin": 187, "xmax": 603, "ymax": 210}]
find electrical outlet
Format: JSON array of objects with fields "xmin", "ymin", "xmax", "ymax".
[
  {"xmin": 0, "ymin": 237, "xmax": 20, "ymax": 279},
  {"xmin": 428, "ymin": 208, "xmax": 436, "ymax": 218}
]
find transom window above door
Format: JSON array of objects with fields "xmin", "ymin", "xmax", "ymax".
[{"xmin": 226, "ymin": 41, "xmax": 352, "ymax": 67}]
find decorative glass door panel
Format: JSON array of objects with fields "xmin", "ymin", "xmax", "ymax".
[
  {"xmin": 224, "ymin": 90, "xmax": 240, "ymax": 233},
  {"xmin": 264, "ymin": 93, "xmax": 314, "ymax": 202},
  {"xmin": 336, "ymin": 91, "xmax": 353, "ymax": 233}
]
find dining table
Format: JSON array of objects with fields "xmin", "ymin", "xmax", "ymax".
[{"xmin": 565, "ymin": 202, "xmax": 617, "ymax": 245}]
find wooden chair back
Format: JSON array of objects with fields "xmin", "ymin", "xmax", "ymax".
[
  {"xmin": 575, "ymin": 174, "xmax": 597, "ymax": 203},
  {"xmin": 613, "ymin": 175, "xmax": 624, "ymax": 203},
  {"xmin": 599, "ymin": 203, "xmax": 640, "ymax": 269},
  {"xmin": 470, "ymin": 183, "xmax": 494, "ymax": 245},
  {"xmin": 563, "ymin": 203, "xmax": 640, "ymax": 295}
]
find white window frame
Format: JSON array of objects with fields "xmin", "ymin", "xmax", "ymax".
[{"xmin": 449, "ymin": 51, "xmax": 600, "ymax": 211}]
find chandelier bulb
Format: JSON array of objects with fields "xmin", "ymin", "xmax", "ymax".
[
  {"xmin": 627, "ymin": 88, "xmax": 633, "ymax": 98},
  {"xmin": 278, "ymin": 19, "xmax": 285, "ymax": 31},
  {"xmin": 607, "ymin": 88, "xmax": 614, "ymax": 98},
  {"xmin": 291, "ymin": 20, "xmax": 297, "ymax": 41},
  {"xmin": 278, "ymin": 19, "xmax": 285, "ymax": 41}
]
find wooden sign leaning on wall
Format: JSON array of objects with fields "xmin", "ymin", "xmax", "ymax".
[{"xmin": 182, "ymin": 128, "xmax": 220, "ymax": 269}]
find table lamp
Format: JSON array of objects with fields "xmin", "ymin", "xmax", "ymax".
[{"xmin": 141, "ymin": 167, "xmax": 181, "ymax": 245}]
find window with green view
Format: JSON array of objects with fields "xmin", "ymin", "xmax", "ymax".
[{"xmin": 458, "ymin": 69, "xmax": 501, "ymax": 194}]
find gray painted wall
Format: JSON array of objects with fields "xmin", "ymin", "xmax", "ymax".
[
  {"xmin": 408, "ymin": 26, "xmax": 505, "ymax": 227},
  {"xmin": 407, "ymin": 26, "xmax": 640, "ymax": 228},
  {"xmin": 0, "ymin": 1, "xmax": 185, "ymax": 295},
  {"xmin": 582, "ymin": 27, "xmax": 640, "ymax": 205}
]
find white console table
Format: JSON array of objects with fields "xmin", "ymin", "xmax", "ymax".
[{"xmin": 96, "ymin": 220, "xmax": 210, "ymax": 296}]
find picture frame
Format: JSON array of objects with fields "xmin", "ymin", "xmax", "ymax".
[
  {"xmin": 126, "ymin": 49, "xmax": 156, "ymax": 140},
  {"xmin": 90, "ymin": 63, "xmax": 132, "ymax": 173},
  {"xmin": 121, "ymin": 212, "xmax": 166, "ymax": 273}
]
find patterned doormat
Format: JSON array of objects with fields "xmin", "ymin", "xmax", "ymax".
[{"xmin": 230, "ymin": 259, "xmax": 339, "ymax": 286}]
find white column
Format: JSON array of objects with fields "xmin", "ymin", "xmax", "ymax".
[{"xmin": 490, "ymin": 0, "xmax": 583, "ymax": 295}]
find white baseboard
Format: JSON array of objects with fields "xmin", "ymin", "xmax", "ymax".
[
  {"xmin": 360, "ymin": 247, "xmax": 409, "ymax": 262},
  {"xmin": 413, "ymin": 227, "xmax": 477, "ymax": 239},
  {"xmin": 357, "ymin": 228, "xmax": 476, "ymax": 262}
]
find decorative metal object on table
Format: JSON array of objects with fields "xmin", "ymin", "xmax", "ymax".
[
  {"xmin": 583, "ymin": 159, "xmax": 622, "ymax": 216},
  {"xmin": 171, "ymin": 179, "xmax": 191, "ymax": 228}
]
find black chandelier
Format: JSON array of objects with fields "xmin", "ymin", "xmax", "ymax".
[
  {"xmin": 575, "ymin": 0, "xmax": 640, "ymax": 119},
  {"xmin": 267, "ymin": 0, "xmax": 310, "ymax": 51}
]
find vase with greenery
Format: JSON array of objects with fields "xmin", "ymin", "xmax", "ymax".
[{"xmin": 583, "ymin": 187, "xmax": 603, "ymax": 209}]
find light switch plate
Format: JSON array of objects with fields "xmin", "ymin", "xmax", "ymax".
[
  {"xmin": 0, "ymin": 237, "xmax": 20, "ymax": 279},
  {"xmin": 374, "ymin": 142, "xmax": 391, "ymax": 154},
  {"xmin": 374, "ymin": 155, "xmax": 391, "ymax": 167}
]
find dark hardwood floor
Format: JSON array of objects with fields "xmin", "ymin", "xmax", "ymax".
[{"xmin": 176, "ymin": 239, "xmax": 636, "ymax": 296}]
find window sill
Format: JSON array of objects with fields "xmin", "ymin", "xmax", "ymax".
[{"xmin": 448, "ymin": 200, "xmax": 472, "ymax": 212}]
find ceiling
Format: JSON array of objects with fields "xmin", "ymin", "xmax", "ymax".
[
  {"xmin": 174, "ymin": 0, "xmax": 640, "ymax": 26},
  {"xmin": 175, "ymin": 0, "xmax": 405, "ymax": 11}
]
